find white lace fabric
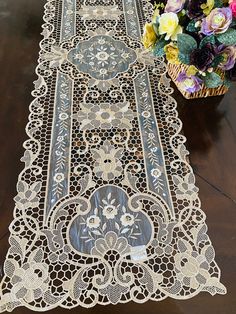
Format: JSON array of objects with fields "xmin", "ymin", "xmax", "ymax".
[{"xmin": 0, "ymin": 0, "xmax": 226, "ymax": 312}]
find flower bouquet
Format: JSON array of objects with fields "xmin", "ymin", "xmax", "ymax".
[{"xmin": 143, "ymin": 0, "xmax": 236, "ymax": 99}]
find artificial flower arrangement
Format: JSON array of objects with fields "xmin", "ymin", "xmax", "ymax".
[{"xmin": 143, "ymin": 0, "xmax": 236, "ymax": 98}]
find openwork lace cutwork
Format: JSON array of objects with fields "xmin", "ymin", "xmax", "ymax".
[{"xmin": 0, "ymin": 0, "xmax": 226, "ymax": 311}]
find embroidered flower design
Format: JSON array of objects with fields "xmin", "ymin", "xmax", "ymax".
[
  {"xmin": 103, "ymin": 205, "xmax": 118, "ymax": 219},
  {"xmin": 68, "ymin": 34, "xmax": 137, "ymax": 81},
  {"xmin": 74, "ymin": 102, "xmax": 135, "ymax": 131},
  {"xmin": 173, "ymin": 173, "xmax": 199, "ymax": 201},
  {"xmin": 148, "ymin": 133, "xmax": 155, "ymax": 140},
  {"xmin": 91, "ymin": 141, "xmax": 123, "ymax": 181},
  {"xmin": 87, "ymin": 215, "xmax": 101, "ymax": 228},
  {"xmin": 53, "ymin": 173, "xmax": 65, "ymax": 183},
  {"xmin": 14, "ymin": 181, "xmax": 41, "ymax": 210},
  {"xmin": 120, "ymin": 213, "xmax": 135, "ymax": 227},
  {"xmin": 151, "ymin": 168, "xmax": 162, "ymax": 179}
]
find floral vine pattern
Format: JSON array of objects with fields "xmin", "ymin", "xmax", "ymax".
[{"xmin": 0, "ymin": 0, "xmax": 226, "ymax": 312}]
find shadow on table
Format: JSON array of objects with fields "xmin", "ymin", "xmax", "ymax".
[{"xmin": 173, "ymin": 87, "xmax": 226, "ymax": 155}]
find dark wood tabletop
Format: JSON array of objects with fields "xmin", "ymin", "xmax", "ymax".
[{"xmin": 0, "ymin": 1, "xmax": 235, "ymax": 313}]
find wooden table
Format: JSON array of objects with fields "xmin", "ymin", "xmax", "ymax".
[{"xmin": 0, "ymin": 1, "xmax": 235, "ymax": 313}]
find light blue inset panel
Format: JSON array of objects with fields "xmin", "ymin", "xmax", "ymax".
[
  {"xmin": 123, "ymin": 0, "xmax": 142, "ymax": 40},
  {"xmin": 45, "ymin": 0, "xmax": 76, "ymax": 219},
  {"xmin": 45, "ymin": 73, "xmax": 73, "ymax": 216},
  {"xmin": 60, "ymin": 0, "xmax": 76, "ymax": 42},
  {"xmin": 134, "ymin": 70, "xmax": 174, "ymax": 216},
  {"xmin": 68, "ymin": 35, "xmax": 137, "ymax": 81}
]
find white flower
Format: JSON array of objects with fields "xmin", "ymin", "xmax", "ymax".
[
  {"xmin": 53, "ymin": 173, "xmax": 65, "ymax": 183},
  {"xmin": 174, "ymin": 239, "xmax": 212, "ymax": 290},
  {"xmin": 91, "ymin": 141, "xmax": 123, "ymax": 181},
  {"xmin": 103, "ymin": 205, "xmax": 118, "ymax": 219},
  {"xmin": 159, "ymin": 12, "xmax": 183, "ymax": 41},
  {"xmin": 120, "ymin": 213, "xmax": 135, "ymax": 227},
  {"xmin": 5, "ymin": 249, "xmax": 49, "ymax": 303},
  {"xmin": 151, "ymin": 168, "xmax": 162, "ymax": 179},
  {"xmin": 148, "ymin": 133, "xmax": 155, "ymax": 140},
  {"xmin": 173, "ymin": 173, "xmax": 199, "ymax": 201},
  {"xmin": 87, "ymin": 215, "xmax": 101, "ymax": 229},
  {"xmin": 96, "ymin": 51, "xmax": 109, "ymax": 61},
  {"xmin": 14, "ymin": 181, "xmax": 41, "ymax": 210}
]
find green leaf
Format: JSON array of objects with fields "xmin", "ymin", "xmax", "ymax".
[
  {"xmin": 153, "ymin": 40, "xmax": 166, "ymax": 57},
  {"xmin": 211, "ymin": 55, "xmax": 224, "ymax": 68},
  {"xmin": 153, "ymin": 23, "xmax": 159, "ymax": 36},
  {"xmin": 186, "ymin": 20, "xmax": 200, "ymax": 33},
  {"xmin": 204, "ymin": 72, "xmax": 223, "ymax": 88},
  {"xmin": 199, "ymin": 35, "xmax": 216, "ymax": 48},
  {"xmin": 214, "ymin": 0, "xmax": 223, "ymax": 8},
  {"xmin": 177, "ymin": 33, "xmax": 197, "ymax": 55},
  {"xmin": 217, "ymin": 28, "xmax": 236, "ymax": 46},
  {"xmin": 178, "ymin": 52, "xmax": 191, "ymax": 65}
]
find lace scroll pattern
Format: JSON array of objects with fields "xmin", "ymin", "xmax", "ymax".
[{"xmin": 0, "ymin": 0, "xmax": 226, "ymax": 312}]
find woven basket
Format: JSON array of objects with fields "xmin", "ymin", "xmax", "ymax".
[{"xmin": 167, "ymin": 63, "xmax": 228, "ymax": 99}]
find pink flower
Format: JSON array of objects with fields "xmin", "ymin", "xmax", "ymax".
[
  {"xmin": 230, "ymin": 0, "xmax": 236, "ymax": 18},
  {"xmin": 165, "ymin": 0, "xmax": 186, "ymax": 13}
]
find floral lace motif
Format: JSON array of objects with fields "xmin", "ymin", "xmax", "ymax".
[
  {"xmin": 0, "ymin": 0, "xmax": 226, "ymax": 312},
  {"xmin": 74, "ymin": 101, "xmax": 135, "ymax": 130}
]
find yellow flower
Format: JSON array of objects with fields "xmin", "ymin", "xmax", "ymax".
[
  {"xmin": 143, "ymin": 23, "xmax": 157, "ymax": 49},
  {"xmin": 186, "ymin": 65, "xmax": 198, "ymax": 76},
  {"xmin": 159, "ymin": 12, "xmax": 183, "ymax": 41},
  {"xmin": 164, "ymin": 43, "xmax": 180, "ymax": 64},
  {"xmin": 201, "ymin": 0, "xmax": 215, "ymax": 16}
]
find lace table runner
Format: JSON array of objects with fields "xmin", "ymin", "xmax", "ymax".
[{"xmin": 0, "ymin": 0, "xmax": 226, "ymax": 311}]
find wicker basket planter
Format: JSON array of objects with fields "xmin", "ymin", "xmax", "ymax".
[{"xmin": 167, "ymin": 63, "xmax": 229, "ymax": 99}]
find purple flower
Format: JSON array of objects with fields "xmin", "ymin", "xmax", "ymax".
[
  {"xmin": 165, "ymin": 0, "xmax": 186, "ymax": 13},
  {"xmin": 190, "ymin": 43, "xmax": 217, "ymax": 71},
  {"xmin": 201, "ymin": 7, "xmax": 232, "ymax": 35},
  {"xmin": 177, "ymin": 72, "xmax": 203, "ymax": 93},
  {"xmin": 218, "ymin": 46, "xmax": 236, "ymax": 70}
]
